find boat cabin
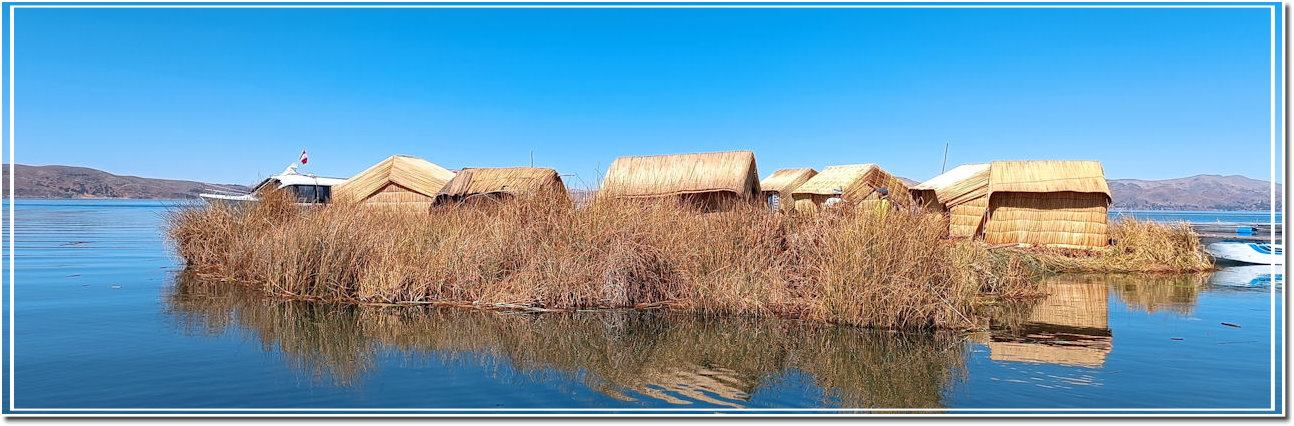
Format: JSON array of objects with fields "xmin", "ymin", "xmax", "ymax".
[
  {"xmin": 199, "ymin": 164, "xmax": 347, "ymax": 205},
  {"xmin": 249, "ymin": 174, "xmax": 348, "ymax": 204}
]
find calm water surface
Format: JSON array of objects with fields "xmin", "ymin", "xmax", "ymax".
[
  {"xmin": 1110, "ymin": 210, "xmax": 1281, "ymax": 224},
  {"xmin": 4, "ymin": 200, "xmax": 1284, "ymax": 414}
]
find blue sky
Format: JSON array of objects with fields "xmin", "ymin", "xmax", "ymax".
[{"xmin": 9, "ymin": 5, "xmax": 1282, "ymax": 188}]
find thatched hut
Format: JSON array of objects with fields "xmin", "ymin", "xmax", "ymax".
[
  {"xmin": 909, "ymin": 161, "xmax": 1111, "ymax": 248},
  {"xmin": 332, "ymin": 155, "xmax": 456, "ymax": 208},
  {"xmin": 598, "ymin": 151, "xmax": 760, "ymax": 211},
  {"xmin": 981, "ymin": 161, "xmax": 1111, "ymax": 249},
  {"xmin": 432, "ymin": 167, "xmax": 569, "ymax": 206},
  {"xmin": 759, "ymin": 168, "xmax": 817, "ymax": 212},
  {"xmin": 789, "ymin": 164, "xmax": 911, "ymax": 213},
  {"xmin": 910, "ymin": 163, "xmax": 991, "ymax": 237}
]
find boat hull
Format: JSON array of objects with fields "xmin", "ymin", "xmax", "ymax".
[{"xmin": 1206, "ymin": 242, "xmax": 1284, "ymax": 265}]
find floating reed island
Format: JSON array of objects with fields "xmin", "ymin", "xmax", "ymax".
[{"xmin": 167, "ymin": 151, "xmax": 1214, "ymax": 331}]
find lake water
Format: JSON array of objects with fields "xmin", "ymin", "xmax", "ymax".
[
  {"xmin": 1110, "ymin": 210, "xmax": 1281, "ymax": 225},
  {"xmin": 3, "ymin": 199, "xmax": 1284, "ymax": 414}
]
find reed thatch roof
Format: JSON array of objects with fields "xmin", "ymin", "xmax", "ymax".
[
  {"xmin": 790, "ymin": 164, "xmax": 912, "ymax": 213},
  {"xmin": 912, "ymin": 163, "xmax": 990, "ymax": 208},
  {"xmin": 988, "ymin": 161, "xmax": 1111, "ymax": 200},
  {"xmin": 332, "ymin": 155, "xmax": 455, "ymax": 204},
  {"xmin": 760, "ymin": 168, "xmax": 817, "ymax": 195},
  {"xmin": 599, "ymin": 151, "xmax": 760, "ymax": 199},
  {"xmin": 793, "ymin": 164, "xmax": 906, "ymax": 196},
  {"xmin": 433, "ymin": 167, "xmax": 568, "ymax": 205}
]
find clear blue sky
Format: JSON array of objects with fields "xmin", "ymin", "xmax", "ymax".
[{"xmin": 10, "ymin": 6, "xmax": 1282, "ymax": 188}]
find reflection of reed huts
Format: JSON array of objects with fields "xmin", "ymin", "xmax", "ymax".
[
  {"xmin": 598, "ymin": 151, "xmax": 760, "ymax": 211},
  {"xmin": 167, "ymin": 275, "xmax": 962, "ymax": 408},
  {"xmin": 332, "ymin": 155, "xmax": 456, "ymax": 208},
  {"xmin": 912, "ymin": 161, "xmax": 1111, "ymax": 249},
  {"xmin": 987, "ymin": 278, "xmax": 1111, "ymax": 368},
  {"xmin": 1109, "ymin": 273, "xmax": 1204, "ymax": 315},
  {"xmin": 758, "ymin": 168, "xmax": 817, "ymax": 212},
  {"xmin": 790, "ymin": 164, "xmax": 911, "ymax": 213},
  {"xmin": 432, "ymin": 167, "xmax": 569, "ymax": 206}
]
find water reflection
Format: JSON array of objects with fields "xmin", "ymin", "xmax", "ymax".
[
  {"xmin": 1207, "ymin": 265, "xmax": 1283, "ymax": 292},
  {"xmin": 165, "ymin": 272, "xmax": 968, "ymax": 409},
  {"xmin": 983, "ymin": 273, "xmax": 1216, "ymax": 368},
  {"xmin": 165, "ymin": 267, "xmax": 1278, "ymax": 408},
  {"xmin": 986, "ymin": 276, "xmax": 1112, "ymax": 368}
]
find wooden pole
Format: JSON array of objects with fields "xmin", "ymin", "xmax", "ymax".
[{"xmin": 941, "ymin": 142, "xmax": 949, "ymax": 174}]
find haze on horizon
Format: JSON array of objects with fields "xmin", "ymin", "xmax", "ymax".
[{"xmin": 9, "ymin": 6, "xmax": 1283, "ymax": 188}]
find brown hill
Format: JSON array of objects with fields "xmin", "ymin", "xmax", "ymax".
[
  {"xmin": 3, "ymin": 164, "xmax": 249, "ymax": 200},
  {"xmin": 1109, "ymin": 174, "xmax": 1282, "ymax": 211}
]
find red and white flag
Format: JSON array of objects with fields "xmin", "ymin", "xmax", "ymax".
[{"xmin": 300, "ymin": 150, "xmax": 308, "ymax": 165}]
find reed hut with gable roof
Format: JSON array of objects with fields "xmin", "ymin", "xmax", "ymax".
[
  {"xmin": 598, "ymin": 151, "xmax": 760, "ymax": 211},
  {"xmin": 759, "ymin": 168, "xmax": 817, "ymax": 212},
  {"xmin": 332, "ymin": 155, "xmax": 456, "ymax": 208},
  {"xmin": 981, "ymin": 161, "xmax": 1111, "ymax": 250},
  {"xmin": 910, "ymin": 163, "xmax": 991, "ymax": 237},
  {"xmin": 432, "ymin": 167, "xmax": 569, "ymax": 206},
  {"xmin": 790, "ymin": 164, "xmax": 911, "ymax": 213},
  {"xmin": 909, "ymin": 161, "xmax": 1111, "ymax": 249}
]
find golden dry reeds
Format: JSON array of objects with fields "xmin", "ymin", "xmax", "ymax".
[
  {"xmin": 1001, "ymin": 218, "xmax": 1214, "ymax": 274},
  {"xmin": 167, "ymin": 191, "xmax": 1040, "ymax": 331}
]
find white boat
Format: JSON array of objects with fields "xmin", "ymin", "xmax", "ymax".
[
  {"xmin": 199, "ymin": 163, "xmax": 347, "ymax": 206},
  {"xmin": 1206, "ymin": 242, "xmax": 1284, "ymax": 265}
]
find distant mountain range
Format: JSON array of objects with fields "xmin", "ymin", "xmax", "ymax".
[
  {"xmin": 1107, "ymin": 174, "xmax": 1282, "ymax": 211},
  {"xmin": 1, "ymin": 164, "xmax": 249, "ymax": 199},
  {"xmin": 0, "ymin": 164, "xmax": 1283, "ymax": 211}
]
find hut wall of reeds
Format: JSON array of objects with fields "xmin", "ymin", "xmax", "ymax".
[
  {"xmin": 332, "ymin": 155, "xmax": 456, "ymax": 208},
  {"xmin": 790, "ymin": 164, "xmax": 911, "ymax": 213},
  {"xmin": 598, "ymin": 151, "xmax": 760, "ymax": 211},
  {"xmin": 948, "ymin": 197, "xmax": 989, "ymax": 238},
  {"xmin": 758, "ymin": 168, "xmax": 817, "ymax": 212},
  {"xmin": 910, "ymin": 163, "xmax": 991, "ymax": 236},
  {"xmin": 981, "ymin": 161, "xmax": 1111, "ymax": 249},
  {"xmin": 432, "ymin": 167, "xmax": 570, "ymax": 206}
]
